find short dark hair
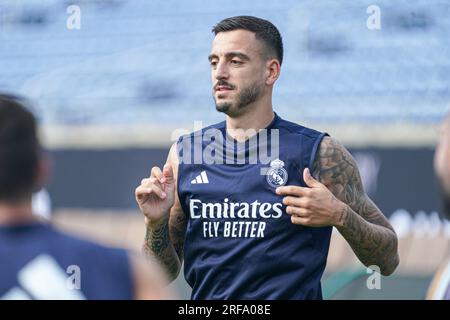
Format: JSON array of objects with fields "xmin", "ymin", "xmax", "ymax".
[
  {"xmin": 0, "ymin": 94, "xmax": 39, "ymax": 202},
  {"xmin": 212, "ymin": 15, "xmax": 284, "ymax": 65}
]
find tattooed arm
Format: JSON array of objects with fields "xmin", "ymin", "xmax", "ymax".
[
  {"xmin": 312, "ymin": 136, "xmax": 399, "ymax": 275},
  {"xmin": 277, "ymin": 136, "xmax": 399, "ymax": 276},
  {"xmin": 136, "ymin": 143, "xmax": 188, "ymax": 281},
  {"xmin": 142, "ymin": 203, "xmax": 187, "ymax": 281}
]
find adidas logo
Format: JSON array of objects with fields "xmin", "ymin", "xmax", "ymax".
[{"xmin": 191, "ymin": 171, "xmax": 209, "ymax": 184}]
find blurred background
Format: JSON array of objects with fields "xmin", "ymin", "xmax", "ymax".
[{"xmin": 1, "ymin": 0, "xmax": 449, "ymax": 299}]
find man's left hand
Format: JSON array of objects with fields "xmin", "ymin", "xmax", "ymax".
[{"xmin": 276, "ymin": 168, "xmax": 346, "ymax": 227}]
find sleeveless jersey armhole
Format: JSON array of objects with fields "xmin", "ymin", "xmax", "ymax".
[{"xmin": 308, "ymin": 132, "xmax": 329, "ymax": 179}]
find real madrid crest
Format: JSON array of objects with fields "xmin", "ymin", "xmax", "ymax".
[{"xmin": 266, "ymin": 159, "xmax": 288, "ymax": 187}]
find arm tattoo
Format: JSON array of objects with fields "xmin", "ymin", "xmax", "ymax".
[
  {"xmin": 142, "ymin": 144, "xmax": 188, "ymax": 281},
  {"xmin": 143, "ymin": 212, "xmax": 186, "ymax": 281},
  {"xmin": 170, "ymin": 211, "xmax": 188, "ymax": 262},
  {"xmin": 313, "ymin": 137, "xmax": 399, "ymax": 275}
]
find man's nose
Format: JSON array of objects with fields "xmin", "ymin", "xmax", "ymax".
[{"xmin": 214, "ymin": 61, "xmax": 229, "ymax": 80}]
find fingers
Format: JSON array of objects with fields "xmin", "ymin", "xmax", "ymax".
[
  {"xmin": 147, "ymin": 164, "xmax": 174, "ymax": 185},
  {"xmin": 285, "ymin": 205, "xmax": 309, "ymax": 216},
  {"xmin": 276, "ymin": 167, "xmax": 323, "ymax": 196},
  {"xmin": 150, "ymin": 166, "xmax": 164, "ymax": 182},
  {"xmin": 141, "ymin": 177, "xmax": 158, "ymax": 186},
  {"xmin": 135, "ymin": 182, "xmax": 167, "ymax": 201},
  {"xmin": 148, "ymin": 184, "xmax": 167, "ymax": 199},
  {"xmin": 135, "ymin": 184, "xmax": 166, "ymax": 199},
  {"xmin": 286, "ymin": 205, "xmax": 311, "ymax": 225},
  {"xmin": 140, "ymin": 176, "xmax": 163, "ymax": 192},
  {"xmin": 282, "ymin": 196, "xmax": 311, "ymax": 208},
  {"xmin": 135, "ymin": 184, "xmax": 150, "ymax": 202},
  {"xmin": 136, "ymin": 164, "xmax": 172, "ymax": 204},
  {"xmin": 161, "ymin": 163, "xmax": 174, "ymax": 184},
  {"xmin": 303, "ymin": 168, "xmax": 321, "ymax": 188},
  {"xmin": 276, "ymin": 185, "xmax": 311, "ymax": 197},
  {"xmin": 290, "ymin": 215, "xmax": 309, "ymax": 225}
]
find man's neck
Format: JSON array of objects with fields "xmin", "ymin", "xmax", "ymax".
[
  {"xmin": 225, "ymin": 99, "xmax": 275, "ymax": 141},
  {"xmin": 0, "ymin": 200, "xmax": 37, "ymax": 226}
]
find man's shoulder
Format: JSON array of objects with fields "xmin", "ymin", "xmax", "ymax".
[
  {"xmin": 177, "ymin": 120, "xmax": 226, "ymax": 142},
  {"xmin": 277, "ymin": 116, "xmax": 327, "ymax": 140}
]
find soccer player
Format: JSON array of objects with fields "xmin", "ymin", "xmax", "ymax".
[
  {"xmin": 135, "ymin": 16, "xmax": 399, "ymax": 299},
  {"xmin": 427, "ymin": 112, "xmax": 450, "ymax": 300},
  {"xmin": 0, "ymin": 94, "xmax": 170, "ymax": 300}
]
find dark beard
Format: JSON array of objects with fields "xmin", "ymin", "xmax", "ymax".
[
  {"xmin": 437, "ymin": 179, "xmax": 450, "ymax": 220},
  {"xmin": 215, "ymin": 101, "xmax": 232, "ymax": 113},
  {"xmin": 214, "ymin": 83, "xmax": 262, "ymax": 116}
]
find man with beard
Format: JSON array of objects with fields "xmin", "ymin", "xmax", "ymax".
[
  {"xmin": 427, "ymin": 113, "xmax": 450, "ymax": 300},
  {"xmin": 135, "ymin": 16, "xmax": 399, "ymax": 299}
]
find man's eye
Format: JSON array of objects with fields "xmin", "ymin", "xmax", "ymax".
[
  {"xmin": 231, "ymin": 60, "xmax": 242, "ymax": 65},
  {"xmin": 210, "ymin": 61, "xmax": 218, "ymax": 67}
]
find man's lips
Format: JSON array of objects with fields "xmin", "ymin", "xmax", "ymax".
[{"xmin": 215, "ymin": 85, "xmax": 234, "ymax": 92}]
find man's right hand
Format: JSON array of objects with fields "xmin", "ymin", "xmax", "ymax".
[{"xmin": 135, "ymin": 164, "xmax": 176, "ymax": 227}]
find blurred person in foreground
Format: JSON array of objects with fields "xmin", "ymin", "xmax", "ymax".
[
  {"xmin": 135, "ymin": 16, "xmax": 399, "ymax": 300},
  {"xmin": 0, "ymin": 94, "xmax": 171, "ymax": 300},
  {"xmin": 427, "ymin": 112, "xmax": 450, "ymax": 300}
]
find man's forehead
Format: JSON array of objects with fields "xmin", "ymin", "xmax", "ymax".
[{"xmin": 211, "ymin": 30, "xmax": 261, "ymax": 55}]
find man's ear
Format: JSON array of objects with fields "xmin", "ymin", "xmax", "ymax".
[{"xmin": 265, "ymin": 59, "xmax": 281, "ymax": 86}]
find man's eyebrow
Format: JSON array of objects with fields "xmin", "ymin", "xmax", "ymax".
[
  {"xmin": 225, "ymin": 52, "xmax": 250, "ymax": 61},
  {"xmin": 208, "ymin": 52, "xmax": 250, "ymax": 62},
  {"xmin": 208, "ymin": 54, "xmax": 217, "ymax": 62}
]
